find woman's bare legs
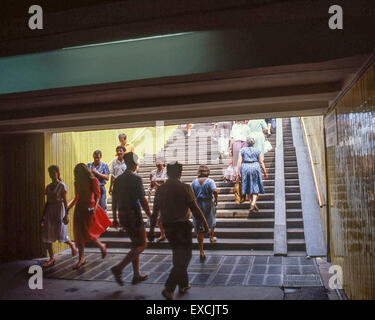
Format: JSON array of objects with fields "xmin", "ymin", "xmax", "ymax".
[
  {"xmin": 251, "ymin": 194, "xmax": 259, "ymax": 211},
  {"xmin": 159, "ymin": 222, "xmax": 166, "ymax": 240},
  {"xmin": 197, "ymin": 233, "xmax": 205, "ymax": 260},
  {"xmin": 210, "ymin": 226, "xmax": 216, "ymax": 243},
  {"xmin": 65, "ymin": 239, "xmax": 77, "ymax": 257},
  {"xmin": 43, "ymin": 243, "xmax": 55, "ymax": 267},
  {"xmin": 73, "ymin": 243, "xmax": 85, "ymax": 269},
  {"xmin": 92, "ymin": 238, "xmax": 107, "ymax": 259},
  {"xmin": 46, "ymin": 243, "xmax": 54, "ymax": 260},
  {"xmin": 248, "ymin": 194, "xmax": 253, "ymax": 210}
]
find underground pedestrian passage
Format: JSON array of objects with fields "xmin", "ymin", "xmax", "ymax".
[{"xmin": 1, "ymin": 20, "xmax": 374, "ymax": 299}]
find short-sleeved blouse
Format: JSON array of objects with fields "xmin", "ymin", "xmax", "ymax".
[
  {"xmin": 191, "ymin": 178, "xmax": 217, "ymax": 201},
  {"xmin": 240, "ymin": 147, "xmax": 261, "ymax": 163}
]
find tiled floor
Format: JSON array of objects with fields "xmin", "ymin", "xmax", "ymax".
[{"xmin": 42, "ymin": 253, "xmax": 322, "ymax": 287}]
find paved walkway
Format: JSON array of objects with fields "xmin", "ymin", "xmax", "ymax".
[
  {"xmin": 42, "ymin": 251, "xmax": 322, "ymax": 287},
  {"xmin": 0, "ymin": 250, "xmax": 338, "ymax": 300}
]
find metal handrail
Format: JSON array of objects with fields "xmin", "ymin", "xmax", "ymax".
[{"xmin": 300, "ymin": 117, "xmax": 324, "ymax": 208}]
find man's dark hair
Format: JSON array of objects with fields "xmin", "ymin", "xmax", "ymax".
[
  {"xmin": 167, "ymin": 161, "xmax": 183, "ymax": 179},
  {"xmin": 116, "ymin": 145, "xmax": 126, "ymax": 152},
  {"xmin": 93, "ymin": 150, "xmax": 102, "ymax": 157},
  {"xmin": 123, "ymin": 152, "xmax": 138, "ymax": 168}
]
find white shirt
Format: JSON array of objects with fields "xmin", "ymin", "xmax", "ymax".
[
  {"xmin": 110, "ymin": 158, "xmax": 127, "ymax": 179},
  {"xmin": 151, "ymin": 168, "xmax": 167, "ymax": 186},
  {"xmin": 230, "ymin": 123, "xmax": 251, "ymax": 141}
]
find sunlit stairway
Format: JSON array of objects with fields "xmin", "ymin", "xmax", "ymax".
[
  {"xmin": 282, "ymin": 118, "xmax": 306, "ymax": 254},
  {"xmin": 98, "ymin": 122, "xmax": 277, "ymax": 254}
]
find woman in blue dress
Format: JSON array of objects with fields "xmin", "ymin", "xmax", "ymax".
[
  {"xmin": 236, "ymin": 136, "xmax": 268, "ymax": 217},
  {"xmin": 191, "ymin": 165, "xmax": 218, "ymax": 261}
]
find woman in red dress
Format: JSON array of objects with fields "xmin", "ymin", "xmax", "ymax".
[{"xmin": 67, "ymin": 163, "xmax": 112, "ymax": 269}]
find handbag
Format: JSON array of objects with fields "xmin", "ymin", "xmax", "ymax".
[
  {"xmin": 224, "ymin": 165, "xmax": 235, "ymax": 183},
  {"xmin": 265, "ymin": 140, "xmax": 273, "ymax": 153},
  {"xmin": 234, "ymin": 179, "xmax": 246, "ymax": 204}
]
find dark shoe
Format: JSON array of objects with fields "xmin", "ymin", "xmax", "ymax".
[
  {"xmin": 179, "ymin": 285, "xmax": 191, "ymax": 294},
  {"xmin": 111, "ymin": 266, "xmax": 124, "ymax": 286},
  {"xmin": 162, "ymin": 289, "xmax": 174, "ymax": 300},
  {"xmin": 132, "ymin": 274, "xmax": 148, "ymax": 285},
  {"xmin": 200, "ymin": 254, "xmax": 206, "ymax": 262}
]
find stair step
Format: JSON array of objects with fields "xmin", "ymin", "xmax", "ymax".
[
  {"xmin": 107, "ymin": 208, "xmax": 303, "ymax": 219},
  {"xmin": 103, "ymin": 227, "xmax": 274, "ymax": 239},
  {"xmin": 125, "ymin": 193, "xmax": 299, "ymax": 202},
  {"xmin": 93, "ymin": 237, "xmax": 274, "ymax": 251},
  {"xmin": 285, "ymin": 179, "xmax": 300, "ymax": 186},
  {"xmin": 285, "ymin": 209, "xmax": 303, "ymax": 218},
  {"xmin": 287, "ymin": 228, "xmax": 305, "ymax": 239},
  {"xmin": 109, "ymin": 217, "xmax": 275, "ymax": 228},
  {"xmin": 287, "ymin": 239, "xmax": 306, "ymax": 251},
  {"xmin": 138, "ymin": 167, "xmax": 278, "ymax": 177},
  {"xmin": 132, "ymin": 201, "xmax": 276, "ymax": 210},
  {"xmin": 143, "ymin": 180, "xmax": 275, "ymax": 187},
  {"xmin": 108, "ymin": 186, "xmax": 276, "ymax": 202},
  {"xmin": 286, "ymin": 218, "xmax": 304, "ymax": 228}
]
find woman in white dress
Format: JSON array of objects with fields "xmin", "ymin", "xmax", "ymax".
[
  {"xmin": 147, "ymin": 159, "xmax": 167, "ymax": 242},
  {"xmin": 247, "ymin": 119, "xmax": 268, "ymax": 158},
  {"xmin": 41, "ymin": 165, "xmax": 77, "ymax": 268}
]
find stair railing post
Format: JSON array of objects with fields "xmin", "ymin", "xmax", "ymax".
[{"xmin": 274, "ymin": 118, "xmax": 288, "ymax": 256}]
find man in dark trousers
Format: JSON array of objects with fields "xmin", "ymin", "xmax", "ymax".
[
  {"xmin": 148, "ymin": 161, "xmax": 209, "ymax": 300},
  {"xmin": 111, "ymin": 152, "xmax": 151, "ymax": 286}
]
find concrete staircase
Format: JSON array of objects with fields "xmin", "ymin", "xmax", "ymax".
[
  {"xmin": 282, "ymin": 118, "xmax": 306, "ymax": 254},
  {"xmin": 94, "ymin": 120, "xmax": 307, "ymax": 256}
]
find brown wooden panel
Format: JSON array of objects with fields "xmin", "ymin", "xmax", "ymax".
[
  {"xmin": 326, "ymin": 62, "xmax": 375, "ymax": 299},
  {"xmin": 0, "ymin": 133, "xmax": 45, "ymax": 261}
]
